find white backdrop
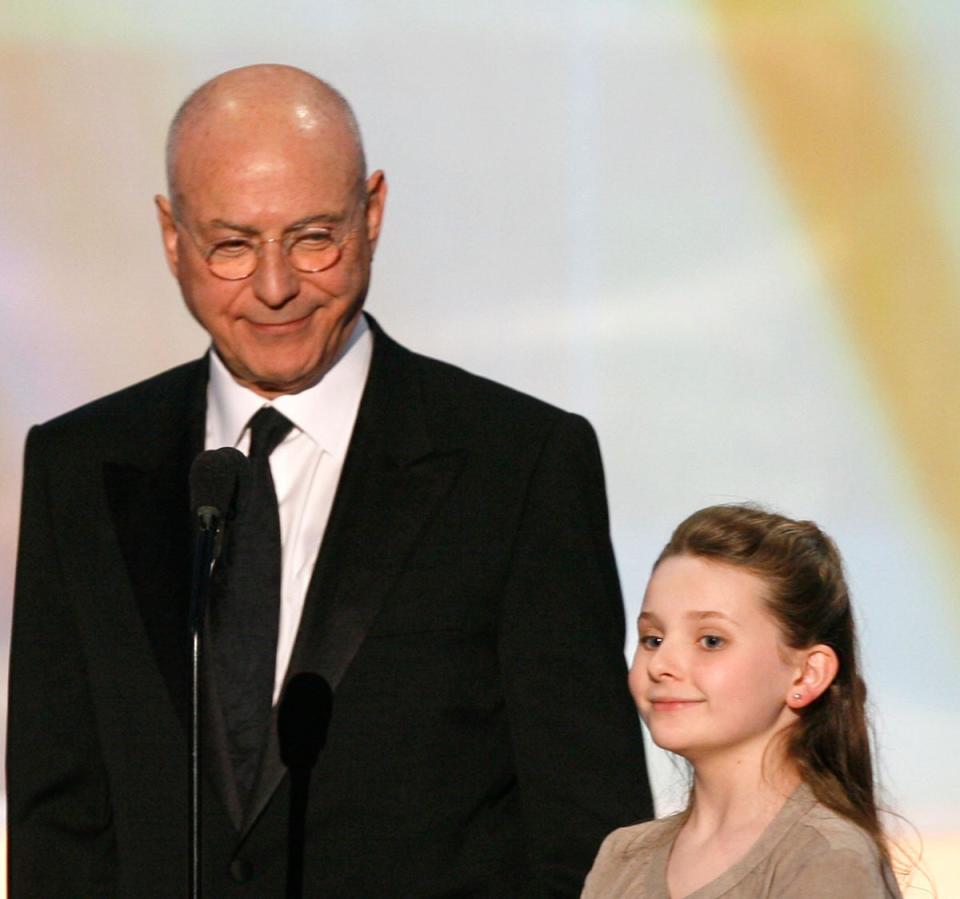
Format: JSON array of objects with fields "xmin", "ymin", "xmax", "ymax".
[{"xmin": 2, "ymin": 0, "xmax": 958, "ymax": 893}]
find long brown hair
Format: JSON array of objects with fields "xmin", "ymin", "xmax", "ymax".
[{"xmin": 655, "ymin": 504, "xmax": 891, "ymax": 863}]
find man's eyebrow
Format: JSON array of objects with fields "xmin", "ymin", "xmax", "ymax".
[
  {"xmin": 206, "ymin": 218, "xmax": 259, "ymax": 235},
  {"xmin": 203, "ymin": 213, "xmax": 346, "ymax": 235},
  {"xmin": 286, "ymin": 212, "xmax": 346, "ymax": 230}
]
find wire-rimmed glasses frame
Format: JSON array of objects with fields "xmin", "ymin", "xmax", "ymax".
[{"xmin": 175, "ymin": 216, "xmax": 360, "ymax": 281}]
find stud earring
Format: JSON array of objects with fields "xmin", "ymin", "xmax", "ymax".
[{"xmin": 792, "ymin": 693, "xmax": 801, "ymax": 700}]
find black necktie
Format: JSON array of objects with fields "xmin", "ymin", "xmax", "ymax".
[{"xmin": 209, "ymin": 406, "xmax": 294, "ymax": 807}]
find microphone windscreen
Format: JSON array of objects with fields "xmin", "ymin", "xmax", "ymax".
[
  {"xmin": 189, "ymin": 447, "xmax": 248, "ymax": 522},
  {"xmin": 278, "ymin": 672, "xmax": 334, "ymax": 770}
]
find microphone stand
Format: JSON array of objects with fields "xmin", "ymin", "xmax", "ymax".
[
  {"xmin": 187, "ymin": 446, "xmax": 246, "ymax": 898},
  {"xmin": 188, "ymin": 507, "xmax": 223, "ymax": 899}
]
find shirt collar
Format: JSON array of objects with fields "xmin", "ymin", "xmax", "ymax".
[{"xmin": 205, "ymin": 314, "xmax": 372, "ymax": 460}]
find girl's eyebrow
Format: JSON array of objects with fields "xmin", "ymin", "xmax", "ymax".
[
  {"xmin": 686, "ymin": 610, "xmax": 739, "ymax": 624},
  {"xmin": 638, "ymin": 609, "xmax": 739, "ymax": 624}
]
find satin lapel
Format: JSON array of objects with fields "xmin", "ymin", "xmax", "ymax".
[
  {"xmin": 239, "ymin": 322, "xmax": 466, "ymax": 840},
  {"xmin": 102, "ymin": 357, "xmax": 241, "ymax": 830},
  {"xmin": 201, "ymin": 641, "xmax": 245, "ymax": 830},
  {"xmin": 103, "ymin": 457, "xmax": 194, "ymax": 722},
  {"xmin": 102, "ymin": 364, "xmax": 206, "ymax": 731}
]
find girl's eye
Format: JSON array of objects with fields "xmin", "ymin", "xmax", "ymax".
[
  {"xmin": 698, "ymin": 634, "xmax": 725, "ymax": 650},
  {"xmin": 639, "ymin": 635, "xmax": 663, "ymax": 650}
]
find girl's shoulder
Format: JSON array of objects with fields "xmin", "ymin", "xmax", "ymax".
[
  {"xmin": 597, "ymin": 811, "xmax": 684, "ymax": 859},
  {"xmin": 581, "ymin": 814, "xmax": 682, "ymax": 898},
  {"xmin": 786, "ymin": 789, "xmax": 886, "ymax": 864},
  {"xmin": 796, "ymin": 798, "xmax": 879, "ymax": 851},
  {"xmin": 770, "ymin": 789, "xmax": 902, "ymax": 897}
]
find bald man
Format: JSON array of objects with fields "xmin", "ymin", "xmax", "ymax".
[{"xmin": 8, "ymin": 66, "xmax": 652, "ymax": 897}]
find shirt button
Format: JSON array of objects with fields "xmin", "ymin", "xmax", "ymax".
[{"xmin": 229, "ymin": 857, "xmax": 254, "ymax": 883}]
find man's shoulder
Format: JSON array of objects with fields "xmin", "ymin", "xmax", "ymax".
[
  {"xmin": 371, "ymin": 323, "xmax": 605, "ymax": 466},
  {"xmin": 33, "ymin": 357, "xmax": 207, "ymax": 447},
  {"xmin": 412, "ymin": 349, "xmax": 564, "ymax": 415},
  {"xmin": 381, "ymin": 327, "xmax": 581, "ymax": 434}
]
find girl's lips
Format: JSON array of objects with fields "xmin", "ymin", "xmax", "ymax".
[{"xmin": 649, "ymin": 699, "xmax": 704, "ymax": 711}]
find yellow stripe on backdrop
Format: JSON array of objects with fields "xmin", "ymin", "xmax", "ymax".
[
  {"xmin": 706, "ymin": 2, "xmax": 958, "ymax": 895},
  {"xmin": 705, "ymin": 0, "xmax": 960, "ymax": 606}
]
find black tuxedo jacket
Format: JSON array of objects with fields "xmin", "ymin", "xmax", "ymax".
[{"xmin": 8, "ymin": 318, "xmax": 652, "ymax": 897}]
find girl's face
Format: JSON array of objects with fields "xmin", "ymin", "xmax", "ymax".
[{"xmin": 629, "ymin": 554, "xmax": 802, "ymax": 767}]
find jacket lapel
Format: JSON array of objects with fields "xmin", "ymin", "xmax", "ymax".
[
  {"xmin": 102, "ymin": 359, "xmax": 207, "ymax": 730},
  {"xmin": 102, "ymin": 357, "xmax": 244, "ymax": 829},
  {"xmin": 239, "ymin": 319, "xmax": 466, "ymax": 839}
]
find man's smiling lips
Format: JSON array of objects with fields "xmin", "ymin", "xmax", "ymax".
[{"xmin": 244, "ymin": 310, "xmax": 316, "ymax": 335}]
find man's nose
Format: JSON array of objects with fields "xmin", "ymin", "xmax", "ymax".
[{"xmin": 252, "ymin": 240, "xmax": 300, "ymax": 307}]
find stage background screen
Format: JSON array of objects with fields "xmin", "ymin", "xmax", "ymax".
[{"xmin": 2, "ymin": 1, "xmax": 957, "ymax": 893}]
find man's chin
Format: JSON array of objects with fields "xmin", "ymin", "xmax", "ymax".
[{"xmin": 230, "ymin": 362, "xmax": 325, "ymax": 398}]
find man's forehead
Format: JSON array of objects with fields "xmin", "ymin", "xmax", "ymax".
[
  {"xmin": 178, "ymin": 105, "xmax": 355, "ymax": 158},
  {"xmin": 175, "ymin": 156, "xmax": 359, "ymax": 240},
  {"xmin": 165, "ymin": 67, "xmax": 367, "ymax": 215},
  {"xmin": 187, "ymin": 95, "xmax": 348, "ymax": 138},
  {"xmin": 174, "ymin": 68, "xmax": 358, "ymax": 156},
  {"xmin": 181, "ymin": 140, "xmax": 333, "ymax": 175},
  {"xmin": 183, "ymin": 109, "xmax": 356, "ymax": 174}
]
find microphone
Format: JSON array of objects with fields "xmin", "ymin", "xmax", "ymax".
[
  {"xmin": 189, "ymin": 446, "xmax": 248, "ymax": 536},
  {"xmin": 188, "ymin": 446, "xmax": 247, "ymax": 628}
]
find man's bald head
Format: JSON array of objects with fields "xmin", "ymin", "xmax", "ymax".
[
  {"xmin": 155, "ymin": 63, "xmax": 387, "ymax": 397},
  {"xmin": 165, "ymin": 64, "xmax": 367, "ymax": 214}
]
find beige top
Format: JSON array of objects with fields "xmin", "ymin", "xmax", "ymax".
[{"xmin": 582, "ymin": 784, "xmax": 901, "ymax": 898}]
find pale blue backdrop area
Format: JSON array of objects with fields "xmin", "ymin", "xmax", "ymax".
[{"xmin": 2, "ymin": 3, "xmax": 958, "ymax": 880}]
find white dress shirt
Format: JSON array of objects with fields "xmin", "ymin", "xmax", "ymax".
[{"xmin": 204, "ymin": 315, "xmax": 373, "ymax": 703}]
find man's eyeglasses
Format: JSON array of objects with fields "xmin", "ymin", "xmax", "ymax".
[{"xmin": 179, "ymin": 223, "xmax": 356, "ymax": 281}]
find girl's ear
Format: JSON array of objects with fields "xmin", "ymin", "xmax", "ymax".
[{"xmin": 786, "ymin": 644, "xmax": 839, "ymax": 709}]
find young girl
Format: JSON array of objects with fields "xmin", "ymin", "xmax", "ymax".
[{"xmin": 583, "ymin": 504, "xmax": 902, "ymax": 898}]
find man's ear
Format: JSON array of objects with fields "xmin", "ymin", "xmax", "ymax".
[
  {"xmin": 363, "ymin": 170, "xmax": 388, "ymax": 251},
  {"xmin": 786, "ymin": 644, "xmax": 839, "ymax": 709},
  {"xmin": 155, "ymin": 194, "xmax": 180, "ymax": 276}
]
